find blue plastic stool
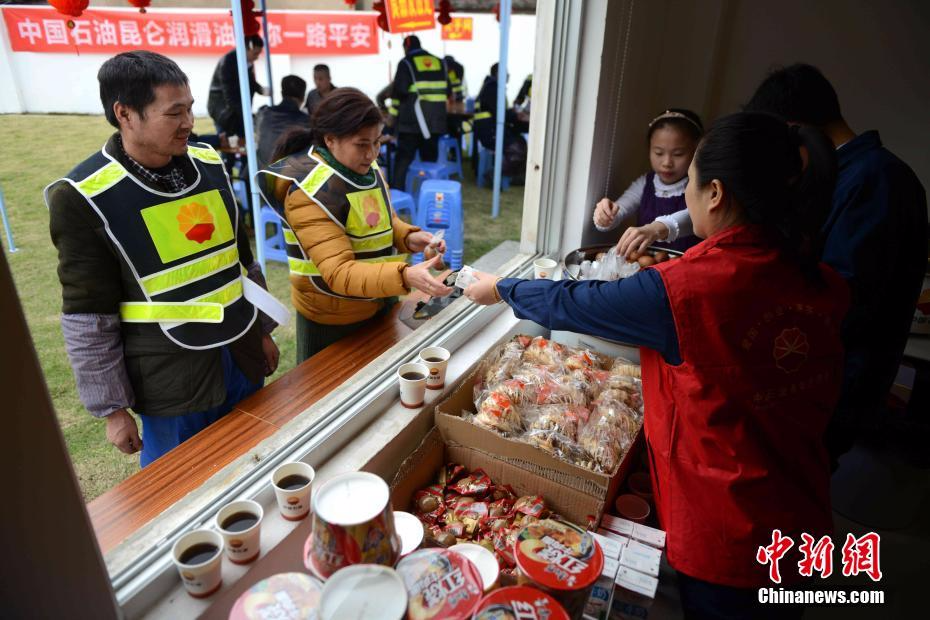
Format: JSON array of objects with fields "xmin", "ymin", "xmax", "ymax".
[
  {"xmin": 476, "ymin": 143, "xmax": 511, "ymax": 190},
  {"xmin": 404, "ymin": 160, "xmax": 458, "ymax": 202},
  {"xmin": 258, "ymin": 206, "xmax": 288, "ymax": 264},
  {"xmin": 412, "ymin": 180, "xmax": 464, "ymax": 270},
  {"xmin": 390, "ymin": 189, "xmax": 417, "ymax": 222},
  {"xmin": 465, "ymin": 97, "xmax": 475, "ymax": 113},
  {"xmin": 437, "ymin": 134, "xmax": 464, "ymax": 180},
  {"xmin": 231, "ymin": 179, "xmax": 249, "ymax": 211}
]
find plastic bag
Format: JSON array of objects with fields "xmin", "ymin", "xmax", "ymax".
[{"xmin": 588, "ymin": 246, "xmax": 640, "ymax": 281}]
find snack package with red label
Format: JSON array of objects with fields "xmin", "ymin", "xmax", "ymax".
[
  {"xmin": 452, "ymin": 468, "xmax": 492, "ymax": 496},
  {"xmin": 513, "ymin": 495, "xmax": 547, "ymax": 518},
  {"xmin": 489, "ymin": 497, "xmax": 515, "ymax": 518},
  {"xmin": 415, "ymin": 485, "xmax": 446, "ymax": 524},
  {"xmin": 522, "ymin": 336, "xmax": 567, "ymax": 370},
  {"xmin": 439, "ymin": 463, "xmax": 467, "ymax": 487},
  {"xmin": 454, "ymin": 500, "xmax": 490, "ymax": 522},
  {"xmin": 491, "ymin": 484, "xmax": 517, "ymax": 501},
  {"xmin": 446, "ymin": 520, "xmax": 466, "ymax": 538}
]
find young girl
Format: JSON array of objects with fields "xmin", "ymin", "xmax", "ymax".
[{"xmin": 593, "ymin": 108, "xmax": 703, "ymax": 254}]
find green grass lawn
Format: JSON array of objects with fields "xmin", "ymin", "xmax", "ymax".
[{"xmin": 0, "ymin": 114, "xmax": 523, "ymax": 502}]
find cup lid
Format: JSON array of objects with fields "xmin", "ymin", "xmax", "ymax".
[
  {"xmin": 472, "ymin": 586, "xmax": 569, "ymax": 620},
  {"xmin": 396, "ymin": 548, "xmax": 484, "ymax": 620},
  {"xmin": 513, "ymin": 519, "xmax": 604, "ymax": 591},
  {"xmin": 394, "ymin": 511, "xmax": 425, "ymax": 557},
  {"xmin": 449, "ymin": 543, "xmax": 499, "ymax": 592},
  {"xmin": 229, "ymin": 572, "xmax": 323, "ymax": 620},
  {"xmin": 313, "ymin": 471, "xmax": 390, "ymax": 526},
  {"xmin": 319, "ymin": 564, "xmax": 407, "ymax": 620}
]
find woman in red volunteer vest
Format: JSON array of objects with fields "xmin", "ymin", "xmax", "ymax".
[{"xmin": 465, "ymin": 113, "xmax": 850, "ymax": 619}]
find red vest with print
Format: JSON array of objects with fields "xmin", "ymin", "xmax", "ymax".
[{"xmin": 640, "ymin": 224, "xmax": 849, "ymax": 588}]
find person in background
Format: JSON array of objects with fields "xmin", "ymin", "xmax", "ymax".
[
  {"xmin": 305, "ymin": 64, "xmax": 336, "ymax": 118},
  {"xmin": 375, "ymin": 82, "xmax": 398, "ymax": 180},
  {"xmin": 47, "ymin": 52, "xmax": 282, "ymax": 467},
  {"xmin": 256, "ymin": 75, "xmax": 310, "ymax": 168},
  {"xmin": 514, "ymin": 73, "xmax": 532, "ymax": 112},
  {"xmin": 256, "ymin": 88, "xmax": 451, "ymax": 363},
  {"xmin": 466, "ymin": 113, "xmax": 847, "ymax": 619},
  {"xmin": 473, "ymin": 63, "xmax": 529, "ymax": 182},
  {"xmin": 443, "ymin": 54, "xmax": 466, "ymax": 108},
  {"xmin": 745, "ymin": 63, "xmax": 929, "ymax": 469},
  {"xmin": 594, "ymin": 109, "xmax": 704, "ymax": 254},
  {"xmin": 391, "ymin": 35, "xmax": 450, "ymax": 189},
  {"xmin": 207, "ymin": 34, "xmax": 267, "ymax": 140}
]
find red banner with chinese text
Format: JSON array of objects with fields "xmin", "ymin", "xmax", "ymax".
[
  {"xmin": 441, "ymin": 16, "xmax": 473, "ymax": 41},
  {"xmin": 1, "ymin": 7, "xmax": 379, "ymax": 55},
  {"xmin": 384, "ymin": 0, "xmax": 436, "ymax": 34}
]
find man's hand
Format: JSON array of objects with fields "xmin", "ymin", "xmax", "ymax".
[
  {"xmin": 403, "ymin": 255, "xmax": 454, "ymax": 298},
  {"xmin": 262, "ymin": 333, "xmax": 280, "ymax": 376},
  {"xmin": 106, "ymin": 408, "xmax": 142, "ymax": 455},
  {"xmin": 616, "ymin": 221, "xmax": 669, "ymax": 258},
  {"xmin": 594, "ymin": 198, "xmax": 620, "ymax": 228}
]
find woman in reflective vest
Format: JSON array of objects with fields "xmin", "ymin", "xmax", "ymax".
[
  {"xmin": 257, "ymin": 88, "xmax": 452, "ymax": 363},
  {"xmin": 465, "ymin": 113, "xmax": 849, "ymax": 618}
]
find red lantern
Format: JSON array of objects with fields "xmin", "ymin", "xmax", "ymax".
[
  {"xmin": 343, "ymin": 0, "xmax": 357, "ymax": 6},
  {"xmin": 49, "ymin": 0, "xmax": 89, "ymax": 28},
  {"xmin": 373, "ymin": 1, "xmax": 388, "ymax": 32},
  {"xmin": 493, "ymin": 2, "xmax": 500, "ymax": 22},
  {"xmin": 437, "ymin": 0, "xmax": 453, "ymax": 26},
  {"xmin": 126, "ymin": 0, "xmax": 151, "ymax": 14}
]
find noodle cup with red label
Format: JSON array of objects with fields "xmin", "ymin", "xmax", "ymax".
[
  {"xmin": 307, "ymin": 472, "xmax": 401, "ymax": 579},
  {"xmin": 472, "ymin": 585, "xmax": 570, "ymax": 620},
  {"xmin": 396, "ymin": 548, "xmax": 484, "ymax": 620},
  {"xmin": 229, "ymin": 572, "xmax": 323, "ymax": 620},
  {"xmin": 513, "ymin": 519, "xmax": 604, "ymax": 619}
]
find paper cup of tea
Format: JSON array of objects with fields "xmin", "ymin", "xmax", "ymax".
[
  {"xmin": 172, "ymin": 529, "xmax": 224, "ymax": 598},
  {"xmin": 307, "ymin": 471, "xmax": 401, "ymax": 579},
  {"xmin": 533, "ymin": 257, "xmax": 558, "ymax": 280},
  {"xmin": 271, "ymin": 462, "xmax": 315, "ymax": 521},
  {"xmin": 418, "ymin": 347, "xmax": 450, "ymax": 390},
  {"xmin": 398, "ymin": 362, "xmax": 429, "ymax": 408},
  {"xmin": 228, "ymin": 135, "xmax": 239, "ymax": 149},
  {"xmin": 215, "ymin": 499, "xmax": 263, "ymax": 564}
]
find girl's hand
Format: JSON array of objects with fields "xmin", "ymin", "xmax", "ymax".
[
  {"xmin": 616, "ymin": 222, "xmax": 669, "ymax": 258},
  {"xmin": 404, "ymin": 255, "xmax": 454, "ymax": 297},
  {"xmin": 594, "ymin": 198, "xmax": 619, "ymax": 228},
  {"xmin": 406, "ymin": 230, "xmax": 445, "ymax": 253},
  {"xmin": 464, "ymin": 271, "xmax": 502, "ymax": 306}
]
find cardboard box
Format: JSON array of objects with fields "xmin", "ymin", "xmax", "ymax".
[
  {"xmin": 390, "ymin": 426, "xmax": 605, "ymax": 527},
  {"xmin": 434, "ymin": 368, "xmax": 642, "ymax": 523}
]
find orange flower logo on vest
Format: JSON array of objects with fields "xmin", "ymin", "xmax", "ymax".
[
  {"xmin": 362, "ymin": 194, "xmax": 382, "ymax": 227},
  {"xmin": 773, "ymin": 327, "xmax": 809, "ymax": 373},
  {"xmin": 176, "ymin": 202, "xmax": 215, "ymax": 243},
  {"xmin": 423, "ymin": 57, "xmax": 434, "ymax": 69}
]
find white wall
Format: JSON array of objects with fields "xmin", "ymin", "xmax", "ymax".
[{"xmin": 0, "ymin": 10, "xmax": 536, "ymax": 116}]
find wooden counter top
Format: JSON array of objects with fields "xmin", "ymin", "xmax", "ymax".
[{"xmin": 87, "ymin": 302, "xmax": 416, "ymax": 555}]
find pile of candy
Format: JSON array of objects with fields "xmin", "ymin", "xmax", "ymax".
[
  {"xmin": 414, "ymin": 463, "xmax": 559, "ymax": 582},
  {"xmin": 471, "ymin": 335, "xmax": 643, "ymax": 473}
]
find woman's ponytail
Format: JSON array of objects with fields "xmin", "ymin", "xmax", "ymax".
[{"xmin": 693, "ymin": 112, "xmax": 837, "ymax": 284}]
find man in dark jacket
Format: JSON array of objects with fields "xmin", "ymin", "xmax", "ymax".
[
  {"xmin": 47, "ymin": 52, "xmax": 283, "ymax": 467},
  {"xmin": 390, "ymin": 35, "xmax": 451, "ymax": 188},
  {"xmin": 207, "ymin": 35, "xmax": 267, "ymax": 139},
  {"xmin": 256, "ymin": 75, "xmax": 310, "ymax": 167},
  {"xmin": 746, "ymin": 64, "xmax": 929, "ymax": 469},
  {"xmin": 305, "ymin": 64, "xmax": 336, "ymax": 118}
]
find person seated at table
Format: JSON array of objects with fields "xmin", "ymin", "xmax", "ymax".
[
  {"xmin": 256, "ymin": 75, "xmax": 310, "ymax": 168},
  {"xmin": 256, "ymin": 88, "xmax": 452, "ymax": 363},
  {"xmin": 473, "ymin": 63, "xmax": 529, "ymax": 183},
  {"xmin": 465, "ymin": 112, "xmax": 848, "ymax": 619},
  {"xmin": 305, "ymin": 64, "xmax": 337, "ymax": 118}
]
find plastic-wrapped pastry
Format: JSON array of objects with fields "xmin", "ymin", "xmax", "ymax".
[
  {"xmin": 522, "ymin": 336, "xmax": 566, "ymax": 370},
  {"xmin": 525, "ymin": 404, "xmax": 589, "ymax": 440},
  {"xmin": 611, "ymin": 357, "xmax": 642, "ymax": 378},
  {"xmin": 474, "ymin": 390, "xmax": 523, "ymax": 434}
]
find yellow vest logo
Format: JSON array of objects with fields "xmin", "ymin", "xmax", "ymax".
[
  {"xmin": 363, "ymin": 194, "xmax": 382, "ymax": 227},
  {"xmin": 177, "ymin": 202, "xmax": 215, "ymax": 243},
  {"xmin": 346, "ymin": 188, "xmax": 390, "ymax": 236}
]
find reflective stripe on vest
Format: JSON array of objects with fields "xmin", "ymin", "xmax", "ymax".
[
  {"xmin": 473, "ymin": 111, "xmax": 492, "ymax": 120},
  {"xmin": 120, "ymin": 301, "xmax": 224, "ymax": 323},
  {"xmin": 140, "ymin": 244, "xmax": 240, "ymax": 295},
  {"xmin": 188, "ymin": 146, "xmax": 224, "ymax": 165},
  {"xmin": 288, "ymin": 253, "xmax": 407, "ymax": 278},
  {"xmin": 408, "ymin": 80, "xmax": 448, "ymax": 91},
  {"xmin": 77, "ymin": 161, "xmax": 127, "ymax": 197}
]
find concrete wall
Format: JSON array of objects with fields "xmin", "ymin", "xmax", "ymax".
[{"xmin": 0, "ymin": 9, "xmax": 536, "ymax": 117}]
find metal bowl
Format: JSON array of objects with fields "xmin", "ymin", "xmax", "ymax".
[{"xmin": 562, "ymin": 244, "xmax": 683, "ymax": 281}]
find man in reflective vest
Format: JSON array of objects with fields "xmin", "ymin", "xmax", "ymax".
[
  {"xmin": 390, "ymin": 35, "xmax": 452, "ymax": 188},
  {"xmin": 47, "ymin": 52, "xmax": 287, "ymax": 467}
]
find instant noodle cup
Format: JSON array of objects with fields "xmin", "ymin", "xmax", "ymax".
[
  {"xmin": 513, "ymin": 519, "xmax": 604, "ymax": 619},
  {"xmin": 396, "ymin": 548, "xmax": 484, "ymax": 620},
  {"xmin": 307, "ymin": 472, "xmax": 401, "ymax": 578},
  {"xmin": 450, "ymin": 543, "xmax": 500, "ymax": 592},
  {"xmin": 319, "ymin": 564, "xmax": 407, "ymax": 620},
  {"xmin": 228, "ymin": 572, "xmax": 322, "ymax": 620},
  {"xmin": 472, "ymin": 585, "xmax": 570, "ymax": 620},
  {"xmin": 395, "ymin": 511, "xmax": 426, "ymax": 558}
]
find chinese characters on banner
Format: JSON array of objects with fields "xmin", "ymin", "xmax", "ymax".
[
  {"xmin": 441, "ymin": 16, "xmax": 473, "ymax": 41},
  {"xmin": 384, "ymin": 0, "xmax": 436, "ymax": 34},
  {"xmin": 1, "ymin": 6, "xmax": 379, "ymax": 55},
  {"xmin": 757, "ymin": 530, "xmax": 882, "ymax": 583}
]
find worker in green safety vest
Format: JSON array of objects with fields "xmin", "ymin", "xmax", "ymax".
[
  {"xmin": 46, "ymin": 52, "xmax": 288, "ymax": 467},
  {"xmin": 390, "ymin": 35, "xmax": 452, "ymax": 188}
]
